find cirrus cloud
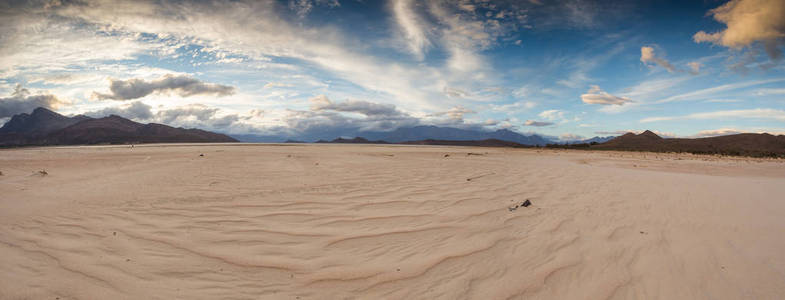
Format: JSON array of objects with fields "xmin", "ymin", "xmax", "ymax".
[{"xmin": 640, "ymin": 108, "xmax": 785, "ymax": 123}]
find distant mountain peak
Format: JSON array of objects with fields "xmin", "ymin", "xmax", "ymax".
[
  {"xmin": 1, "ymin": 106, "xmax": 88, "ymax": 135},
  {"xmin": 639, "ymin": 130, "xmax": 661, "ymax": 139},
  {"xmin": 31, "ymin": 107, "xmax": 57, "ymax": 115}
]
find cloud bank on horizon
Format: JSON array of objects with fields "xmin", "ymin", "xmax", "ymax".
[{"xmin": 0, "ymin": 0, "xmax": 784, "ymax": 139}]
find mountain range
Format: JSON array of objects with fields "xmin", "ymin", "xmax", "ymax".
[
  {"xmin": 0, "ymin": 107, "xmax": 237, "ymax": 146},
  {"xmin": 2, "ymin": 108, "xmax": 610, "ymax": 147},
  {"xmin": 233, "ymin": 125, "xmax": 592, "ymax": 145},
  {"xmin": 3, "ymin": 108, "xmax": 782, "ymax": 157}
]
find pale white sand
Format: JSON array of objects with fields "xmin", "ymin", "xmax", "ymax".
[{"xmin": 1, "ymin": 144, "xmax": 784, "ymax": 299}]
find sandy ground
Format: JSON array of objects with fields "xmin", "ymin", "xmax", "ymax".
[{"xmin": 1, "ymin": 144, "xmax": 785, "ymax": 300}]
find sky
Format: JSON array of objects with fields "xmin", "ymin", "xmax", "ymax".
[{"xmin": 1, "ymin": 0, "xmax": 784, "ymax": 141}]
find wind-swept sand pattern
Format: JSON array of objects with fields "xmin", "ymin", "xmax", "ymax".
[{"xmin": 1, "ymin": 144, "xmax": 785, "ymax": 299}]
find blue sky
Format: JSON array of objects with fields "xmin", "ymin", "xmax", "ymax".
[{"xmin": 1, "ymin": 0, "xmax": 784, "ymax": 140}]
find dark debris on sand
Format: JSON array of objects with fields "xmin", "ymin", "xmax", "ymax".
[{"xmin": 508, "ymin": 199, "xmax": 532, "ymax": 211}]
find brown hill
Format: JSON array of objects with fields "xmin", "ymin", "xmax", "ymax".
[
  {"xmin": 1, "ymin": 108, "xmax": 237, "ymax": 146},
  {"xmin": 591, "ymin": 131, "xmax": 785, "ymax": 157}
]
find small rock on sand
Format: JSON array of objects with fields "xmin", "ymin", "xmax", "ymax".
[{"xmin": 509, "ymin": 199, "xmax": 532, "ymax": 211}]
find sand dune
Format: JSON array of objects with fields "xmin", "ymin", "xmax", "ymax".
[{"xmin": 1, "ymin": 144, "xmax": 784, "ymax": 299}]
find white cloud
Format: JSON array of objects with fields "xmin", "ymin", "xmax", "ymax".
[
  {"xmin": 690, "ymin": 127, "xmax": 785, "ymax": 137},
  {"xmin": 559, "ymin": 133, "xmax": 585, "ymax": 141},
  {"xmin": 85, "ymin": 101, "xmax": 155, "ymax": 120},
  {"xmin": 263, "ymin": 82, "xmax": 294, "ymax": 89},
  {"xmin": 27, "ymin": 74, "xmax": 103, "ymax": 85},
  {"xmin": 581, "ymin": 85, "xmax": 631, "ymax": 105},
  {"xmin": 511, "ymin": 86, "xmax": 531, "ymax": 98},
  {"xmin": 704, "ymin": 99, "xmax": 741, "ymax": 103},
  {"xmin": 688, "ymin": 61, "xmax": 702, "ymax": 74},
  {"xmin": 83, "ymin": 101, "xmax": 259, "ymax": 132},
  {"xmin": 640, "ymin": 46, "xmax": 703, "ymax": 74},
  {"xmin": 641, "ymin": 108, "xmax": 785, "ymax": 123},
  {"xmin": 489, "ymin": 101, "xmax": 536, "ymax": 114},
  {"xmin": 640, "ymin": 46, "xmax": 676, "ymax": 73},
  {"xmin": 538, "ymin": 109, "xmax": 564, "ymax": 120},
  {"xmin": 0, "ymin": 0, "xmax": 543, "ymax": 122},
  {"xmin": 755, "ymin": 88, "xmax": 785, "ymax": 95},
  {"xmin": 693, "ymin": 0, "xmax": 785, "ymax": 59},
  {"xmin": 0, "ymin": 18, "xmax": 158, "ymax": 76},
  {"xmin": 289, "ymin": 0, "xmax": 340, "ymax": 18},
  {"xmin": 691, "ymin": 128, "xmax": 744, "ymax": 138},
  {"xmin": 4, "ymin": 0, "xmax": 446, "ymax": 112},
  {"xmin": 431, "ymin": 106, "xmax": 476, "ymax": 120},
  {"xmin": 424, "ymin": 0, "xmax": 526, "ymax": 75},
  {"xmin": 443, "ymin": 86, "xmax": 471, "ymax": 98}
]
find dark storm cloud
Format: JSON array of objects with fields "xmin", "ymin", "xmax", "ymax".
[
  {"xmin": 92, "ymin": 74, "xmax": 235, "ymax": 100},
  {"xmin": 0, "ymin": 85, "xmax": 62, "ymax": 118},
  {"xmin": 281, "ymin": 95, "xmax": 421, "ymax": 136},
  {"xmin": 309, "ymin": 95, "xmax": 407, "ymax": 118},
  {"xmin": 524, "ymin": 120, "xmax": 554, "ymax": 127}
]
